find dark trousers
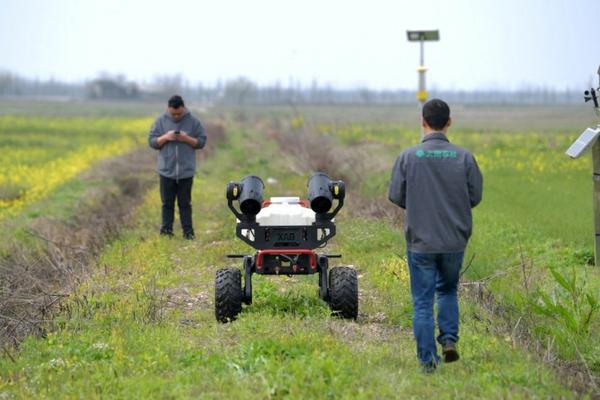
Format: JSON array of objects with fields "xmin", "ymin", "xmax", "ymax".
[{"xmin": 159, "ymin": 175, "xmax": 194, "ymax": 234}]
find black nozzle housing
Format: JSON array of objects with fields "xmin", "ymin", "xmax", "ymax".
[
  {"xmin": 308, "ymin": 172, "xmax": 334, "ymax": 214},
  {"xmin": 238, "ymin": 175, "xmax": 264, "ymax": 216}
]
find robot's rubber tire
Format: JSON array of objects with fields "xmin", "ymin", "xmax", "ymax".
[
  {"xmin": 329, "ymin": 266, "xmax": 358, "ymax": 320},
  {"xmin": 215, "ymin": 268, "xmax": 243, "ymax": 323}
]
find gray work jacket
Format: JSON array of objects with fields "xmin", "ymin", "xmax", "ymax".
[
  {"xmin": 148, "ymin": 110, "xmax": 207, "ymax": 179},
  {"xmin": 388, "ymin": 132, "xmax": 483, "ymax": 253}
]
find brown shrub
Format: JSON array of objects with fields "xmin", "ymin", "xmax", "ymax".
[
  {"xmin": 0, "ymin": 148, "xmax": 156, "ymax": 346},
  {"xmin": 273, "ymin": 123, "xmax": 403, "ymax": 225}
]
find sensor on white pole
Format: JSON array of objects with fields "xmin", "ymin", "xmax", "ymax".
[
  {"xmin": 566, "ymin": 64, "xmax": 600, "ymax": 266},
  {"xmin": 407, "ymin": 30, "xmax": 439, "ymax": 137}
]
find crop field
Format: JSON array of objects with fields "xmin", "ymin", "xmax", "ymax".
[
  {"xmin": 0, "ymin": 115, "xmax": 150, "ymax": 220},
  {"xmin": 0, "ymin": 101, "xmax": 598, "ymax": 398}
]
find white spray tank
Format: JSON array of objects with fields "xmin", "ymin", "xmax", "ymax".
[{"xmin": 255, "ymin": 197, "xmax": 316, "ymax": 226}]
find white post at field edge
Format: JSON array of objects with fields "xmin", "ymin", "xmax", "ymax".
[
  {"xmin": 407, "ymin": 30, "xmax": 439, "ymax": 137},
  {"xmin": 565, "ymin": 64, "xmax": 600, "ymax": 266}
]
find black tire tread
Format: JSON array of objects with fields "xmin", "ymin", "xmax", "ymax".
[
  {"xmin": 215, "ymin": 268, "xmax": 242, "ymax": 323},
  {"xmin": 329, "ymin": 266, "xmax": 358, "ymax": 319}
]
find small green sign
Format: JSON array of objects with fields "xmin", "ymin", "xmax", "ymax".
[{"xmin": 415, "ymin": 150, "xmax": 457, "ymax": 158}]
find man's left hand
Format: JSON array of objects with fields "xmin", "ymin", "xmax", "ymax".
[
  {"xmin": 175, "ymin": 130, "xmax": 190, "ymax": 142},
  {"xmin": 176, "ymin": 131, "xmax": 199, "ymax": 147}
]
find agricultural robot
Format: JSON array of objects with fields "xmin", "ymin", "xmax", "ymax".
[{"xmin": 214, "ymin": 173, "xmax": 358, "ymax": 322}]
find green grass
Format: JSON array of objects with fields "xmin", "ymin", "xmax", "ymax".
[{"xmin": 0, "ymin": 121, "xmax": 579, "ymax": 398}]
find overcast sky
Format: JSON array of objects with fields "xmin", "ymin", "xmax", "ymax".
[{"xmin": 1, "ymin": 0, "xmax": 599, "ymax": 90}]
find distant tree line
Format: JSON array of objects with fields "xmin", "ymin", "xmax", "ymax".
[{"xmin": 0, "ymin": 71, "xmax": 585, "ymax": 105}]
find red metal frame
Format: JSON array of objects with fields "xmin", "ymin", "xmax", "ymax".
[
  {"xmin": 256, "ymin": 249, "xmax": 317, "ymax": 270},
  {"xmin": 298, "ymin": 200, "xmax": 310, "ymax": 208}
]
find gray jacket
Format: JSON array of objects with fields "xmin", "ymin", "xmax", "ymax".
[
  {"xmin": 388, "ymin": 132, "xmax": 483, "ymax": 253},
  {"xmin": 148, "ymin": 110, "xmax": 207, "ymax": 179}
]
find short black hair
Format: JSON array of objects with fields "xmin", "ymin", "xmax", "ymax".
[
  {"xmin": 422, "ymin": 98, "xmax": 450, "ymax": 130},
  {"xmin": 168, "ymin": 95, "xmax": 185, "ymax": 109}
]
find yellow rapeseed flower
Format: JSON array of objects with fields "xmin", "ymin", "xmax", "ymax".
[{"xmin": 0, "ymin": 116, "xmax": 151, "ymax": 220}]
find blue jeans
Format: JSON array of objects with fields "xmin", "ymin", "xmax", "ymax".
[{"xmin": 407, "ymin": 250, "xmax": 464, "ymax": 365}]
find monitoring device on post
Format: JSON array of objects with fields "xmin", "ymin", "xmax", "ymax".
[
  {"xmin": 566, "ymin": 64, "xmax": 600, "ymax": 158},
  {"xmin": 565, "ymin": 127, "xmax": 600, "ymax": 159},
  {"xmin": 565, "ymin": 64, "xmax": 600, "ymax": 267}
]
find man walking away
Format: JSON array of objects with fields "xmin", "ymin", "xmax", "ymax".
[
  {"xmin": 388, "ymin": 98, "xmax": 483, "ymax": 372},
  {"xmin": 148, "ymin": 95, "xmax": 207, "ymax": 240}
]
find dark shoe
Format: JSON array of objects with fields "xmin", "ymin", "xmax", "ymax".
[
  {"xmin": 183, "ymin": 231, "xmax": 195, "ymax": 240},
  {"xmin": 421, "ymin": 360, "xmax": 437, "ymax": 373},
  {"xmin": 442, "ymin": 341, "xmax": 460, "ymax": 363},
  {"xmin": 160, "ymin": 229, "xmax": 174, "ymax": 237}
]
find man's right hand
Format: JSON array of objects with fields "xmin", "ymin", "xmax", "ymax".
[
  {"xmin": 164, "ymin": 130, "xmax": 178, "ymax": 141},
  {"xmin": 157, "ymin": 131, "xmax": 177, "ymax": 147}
]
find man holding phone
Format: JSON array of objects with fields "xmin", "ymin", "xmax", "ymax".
[{"xmin": 148, "ymin": 95, "xmax": 207, "ymax": 239}]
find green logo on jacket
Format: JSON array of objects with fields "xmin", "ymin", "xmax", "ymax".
[{"xmin": 416, "ymin": 150, "xmax": 457, "ymax": 158}]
